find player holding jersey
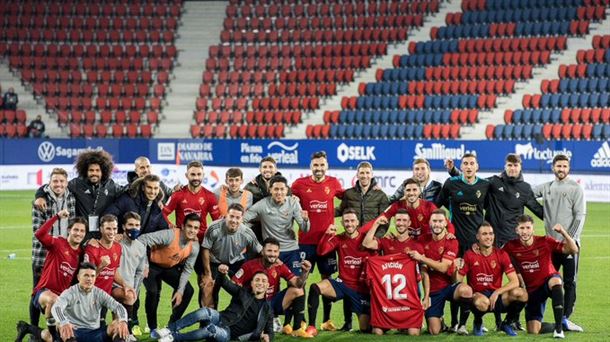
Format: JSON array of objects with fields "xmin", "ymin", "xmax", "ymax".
[{"xmin": 306, "ymin": 209, "xmax": 377, "ymax": 335}]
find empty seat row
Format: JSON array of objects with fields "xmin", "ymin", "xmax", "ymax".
[
  {"xmin": 1, "ymin": 43, "xmax": 177, "ymax": 59},
  {"xmin": 219, "ymin": 28, "xmax": 409, "ymax": 44},
  {"xmin": 209, "ymin": 42, "xmax": 387, "ymax": 59},
  {"xmin": 1, "ymin": 3, "xmax": 181, "ymax": 17},
  {"xmin": 341, "ymin": 94, "xmax": 496, "ymax": 109},
  {"xmin": 0, "ymin": 109, "xmax": 28, "ymax": 124},
  {"xmin": 57, "ymin": 110, "xmax": 159, "ymax": 126},
  {"xmin": 523, "ymin": 92, "xmax": 610, "ymax": 108},
  {"xmin": 205, "ymin": 56, "xmax": 372, "ymax": 72},
  {"xmin": 0, "ymin": 123, "xmax": 28, "ymax": 138},
  {"xmin": 45, "ymin": 96, "xmax": 162, "ymax": 111},
  {"xmin": 592, "ymin": 34, "xmax": 610, "ymax": 49},
  {"xmin": 488, "ymin": 123, "xmax": 609, "ymax": 140},
  {"xmin": 506, "ymin": 108, "xmax": 610, "ymax": 124},
  {"xmin": 223, "ymin": 14, "xmax": 423, "ymax": 31},
  {"xmin": 225, "ymin": 1, "xmax": 437, "ymax": 19},
  {"xmin": 541, "ymin": 77, "xmax": 610, "ymax": 94},
  {"xmin": 194, "ymin": 110, "xmax": 301, "ymax": 125},
  {"xmin": 2, "ymin": 28, "xmax": 175, "ymax": 44},
  {"xmin": 360, "ymin": 79, "xmax": 515, "ymax": 95},
  {"xmin": 410, "ymin": 36, "xmax": 567, "ymax": 54},
  {"xmin": 464, "ymin": 0, "xmax": 586, "ymax": 11},
  {"xmin": 576, "ymin": 48, "xmax": 610, "ymax": 64},
  {"xmin": 329, "ymin": 109, "xmax": 478, "ymax": 125},
  {"xmin": 308, "ymin": 123, "xmax": 460, "ymax": 139},
  {"xmin": 433, "ymin": 21, "xmax": 588, "ymax": 40},
  {"xmin": 191, "ymin": 124, "xmax": 285, "ymax": 139},
  {"xmin": 396, "ymin": 51, "xmax": 548, "ymax": 68},
  {"xmin": 451, "ymin": 7, "xmax": 579, "ymax": 24},
  {"xmin": 69, "ymin": 123, "xmax": 153, "ymax": 138}
]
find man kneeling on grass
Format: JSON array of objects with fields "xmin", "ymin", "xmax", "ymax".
[
  {"xmin": 51, "ymin": 262, "xmax": 129, "ymax": 342},
  {"xmin": 151, "ymin": 269, "xmax": 273, "ymax": 342}
]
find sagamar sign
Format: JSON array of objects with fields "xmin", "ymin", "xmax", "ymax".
[
  {"xmin": 37, "ymin": 141, "xmax": 103, "ymax": 163},
  {"xmin": 413, "ymin": 143, "xmax": 475, "ymax": 160},
  {"xmin": 240, "ymin": 141, "xmax": 299, "ymax": 165},
  {"xmin": 336, "ymin": 143, "xmax": 376, "ymax": 163},
  {"xmin": 514, "ymin": 143, "xmax": 572, "ymax": 164}
]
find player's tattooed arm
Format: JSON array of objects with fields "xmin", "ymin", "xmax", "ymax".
[{"xmin": 554, "ymin": 224, "xmax": 579, "ymax": 255}]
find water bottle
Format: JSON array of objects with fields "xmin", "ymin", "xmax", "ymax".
[{"xmin": 7, "ymin": 253, "xmax": 16, "ymax": 260}]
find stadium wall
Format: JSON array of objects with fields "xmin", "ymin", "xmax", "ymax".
[{"xmin": 0, "ymin": 139, "xmax": 608, "ymax": 202}]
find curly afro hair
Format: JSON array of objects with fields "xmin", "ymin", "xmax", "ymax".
[{"xmin": 75, "ymin": 150, "xmax": 114, "ymax": 182}]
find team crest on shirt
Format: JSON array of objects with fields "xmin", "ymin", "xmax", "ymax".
[
  {"xmin": 271, "ymin": 270, "xmax": 277, "ymax": 278},
  {"xmin": 533, "ymin": 249, "xmax": 539, "ymax": 257},
  {"xmin": 474, "ymin": 261, "xmax": 480, "ymax": 266},
  {"xmin": 324, "ymin": 186, "xmax": 330, "ymax": 195},
  {"xmin": 515, "ymin": 192, "xmax": 520, "ymax": 198},
  {"xmin": 438, "ymin": 247, "xmax": 444, "ymax": 254},
  {"xmin": 476, "ymin": 190, "xmax": 481, "ymax": 198},
  {"xmin": 417, "ymin": 214, "xmax": 424, "ymax": 222},
  {"xmin": 306, "ymin": 188, "xmax": 312, "ymax": 193},
  {"xmin": 491, "ymin": 260, "xmax": 497, "ymax": 269},
  {"xmin": 199, "ymin": 198, "xmax": 205, "ymax": 205},
  {"xmin": 113, "ymin": 253, "xmax": 118, "ymax": 261}
]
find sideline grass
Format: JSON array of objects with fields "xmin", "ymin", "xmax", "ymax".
[{"xmin": 1, "ymin": 190, "xmax": 609, "ymax": 341}]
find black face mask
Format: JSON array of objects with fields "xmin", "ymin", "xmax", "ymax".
[{"xmin": 126, "ymin": 229, "xmax": 140, "ymax": 240}]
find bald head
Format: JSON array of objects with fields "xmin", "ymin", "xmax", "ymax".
[{"xmin": 134, "ymin": 157, "xmax": 152, "ymax": 178}]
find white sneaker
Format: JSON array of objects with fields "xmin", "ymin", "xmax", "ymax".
[
  {"xmin": 273, "ymin": 317, "xmax": 282, "ymax": 333},
  {"xmin": 159, "ymin": 335, "xmax": 175, "ymax": 342},
  {"xmin": 554, "ymin": 329, "xmax": 565, "ymax": 339},
  {"xmin": 563, "ymin": 319, "xmax": 584, "ymax": 332},
  {"xmin": 151, "ymin": 327, "xmax": 171, "ymax": 339},
  {"xmin": 456, "ymin": 325, "xmax": 469, "ymax": 335},
  {"xmin": 126, "ymin": 334, "xmax": 138, "ymax": 342},
  {"xmin": 481, "ymin": 324, "xmax": 488, "ymax": 333}
]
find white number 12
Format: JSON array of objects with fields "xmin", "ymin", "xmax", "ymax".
[{"xmin": 381, "ymin": 274, "xmax": 407, "ymax": 299}]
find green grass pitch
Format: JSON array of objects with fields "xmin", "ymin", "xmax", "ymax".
[{"xmin": 1, "ymin": 190, "xmax": 609, "ymax": 341}]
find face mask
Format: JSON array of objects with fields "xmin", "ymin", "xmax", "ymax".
[{"xmin": 126, "ymin": 229, "xmax": 140, "ymax": 240}]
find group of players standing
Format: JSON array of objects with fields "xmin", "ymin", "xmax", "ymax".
[{"xmin": 16, "ymin": 147, "xmax": 586, "ymax": 342}]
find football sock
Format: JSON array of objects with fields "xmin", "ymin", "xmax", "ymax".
[
  {"xmin": 505, "ymin": 301, "xmax": 526, "ymax": 324},
  {"xmin": 307, "ymin": 284, "xmax": 321, "ymax": 327},
  {"xmin": 551, "ymin": 285, "xmax": 564, "ymax": 332},
  {"xmin": 292, "ymin": 295, "xmax": 306, "ymax": 329},
  {"xmin": 343, "ymin": 298, "xmax": 352, "ymax": 326},
  {"xmin": 450, "ymin": 300, "xmax": 459, "ymax": 327},
  {"xmin": 458, "ymin": 301, "xmax": 471, "ymax": 326},
  {"xmin": 322, "ymin": 296, "xmax": 332, "ymax": 322}
]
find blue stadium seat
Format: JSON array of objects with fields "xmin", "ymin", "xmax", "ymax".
[
  {"xmin": 592, "ymin": 124, "xmax": 603, "ymax": 140},
  {"xmin": 330, "ymin": 125, "xmax": 338, "ymax": 138},
  {"xmin": 353, "ymin": 125, "xmax": 363, "ymax": 138},
  {"xmin": 513, "ymin": 125, "xmax": 523, "ymax": 139},
  {"xmin": 603, "ymin": 124, "xmax": 610, "ymax": 140},
  {"xmin": 363, "ymin": 124, "xmax": 373, "ymax": 139},
  {"xmin": 414, "ymin": 111, "xmax": 424, "ymax": 123},
  {"xmin": 523, "ymin": 124, "xmax": 534, "ymax": 138},
  {"xmin": 346, "ymin": 125, "xmax": 355, "ymax": 138},
  {"xmin": 397, "ymin": 125, "xmax": 407, "ymax": 138},
  {"xmin": 494, "ymin": 125, "xmax": 504, "ymax": 139},
  {"xmin": 513, "ymin": 110, "xmax": 523, "ymax": 124},
  {"xmin": 379, "ymin": 125, "xmax": 389, "ymax": 138},
  {"xmin": 540, "ymin": 94, "xmax": 551, "ymax": 108},
  {"xmin": 337, "ymin": 125, "xmax": 347, "ymax": 138},
  {"xmin": 432, "ymin": 111, "xmax": 442, "ymax": 124},
  {"xmin": 559, "ymin": 79, "xmax": 569, "ymax": 93},
  {"xmin": 379, "ymin": 111, "xmax": 389, "ymax": 124},
  {"xmin": 503, "ymin": 125, "xmax": 514, "ymax": 140},
  {"xmin": 532, "ymin": 109, "xmax": 542, "ymax": 123},
  {"xmin": 388, "ymin": 125, "xmax": 398, "ymax": 139},
  {"xmin": 389, "ymin": 111, "xmax": 398, "ymax": 124},
  {"xmin": 339, "ymin": 111, "xmax": 349, "ymax": 123},
  {"xmin": 397, "ymin": 110, "xmax": 407, "ymax": 123},
  {"xmin": 361, "ymin": 111, "xmax": 372, "ymax": 124},
  {"xmin": 441, "ymin": 110, "xmax": 451, "ymax": 124},
  {"xmin": 578, "ymin": 93, "xmax": 589, "ymax": 107},
  {"xmin": 551, "ymin": 109, "xmax": 561, "ymax": 123},
  {"xmin": 559, "ymin": 94, "xmax": 570, "ymax": 108},
  {"xmin": 370, "ymin": 125, "xmax": 380, "ymax": 138},
  {"xmin": 414, "ymin": 125, "xmax": 424, "ymax": 138},
  {"xmin": 424, "ymin": 111, "xmax": 433, "ymax": 123},
  {"xmin": 403, "ymin": 125, "xmax": 415, "ymax": 139},
  {"xmin": 533, "ymin": 124, "xmax": 543, "ymax": 138}
]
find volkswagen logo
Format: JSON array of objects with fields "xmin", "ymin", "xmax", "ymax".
[{"xmin": 38, "ymin": 141, "xmax": 56, "ymax": 162}]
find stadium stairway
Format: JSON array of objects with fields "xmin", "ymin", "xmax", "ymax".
[
  {"xmin": 158, "ymin": 1, "xmax": 226, "ymax": 138},
  {"xmin": 285, "ymin": 0, "xmax": 463, "ymax": 139},
  {"xmin": 0, "ymin": 61, "xmax": 61, "ymax": 136},
  {"xmin": 463, "ymin": 8, "xmax": 610, "ymax": 140}
]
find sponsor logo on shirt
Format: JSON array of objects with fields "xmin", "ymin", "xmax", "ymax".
[
  {"xmin": 459, "ymin": 202, "xmax": 477, "ymax": 215},
  {"xmin": 476, "ymin": 273, "xmax": 494, "ymax": 285},
  {"xmin": 344, "ymin": 256, "xmax": 362, "ymax": 269},
  {"xmin": 60, "ymin": 261, "xmax": 77, "ymax": 277},
  {"xmin": 521, "ymin": 260, "xmax": 540, "ymax": 273},
  {"xmin": 309, "ymin": 200, "xmax": 328, "ymax": 213}
]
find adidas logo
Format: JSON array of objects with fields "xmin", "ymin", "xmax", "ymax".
[{"xmin": 591, "ymin": 142, "xmax": 610, "ymax": 168}]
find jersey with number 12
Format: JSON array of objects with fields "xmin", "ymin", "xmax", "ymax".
[{"xmin": 365, "ymin": 254, "xmax": 424, "ymax": 330}]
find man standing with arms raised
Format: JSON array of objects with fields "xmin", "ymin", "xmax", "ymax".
[
  {"xmin": 533, "ymin": 154, "xmax": 586, "ymax": 332},
  {"xmin": 163, "ymin": 161, "xmax": 221, "ymax": 307},
  {"xmin": 291, "ymin": 151, "xmax": 344, "ymax": 332}
]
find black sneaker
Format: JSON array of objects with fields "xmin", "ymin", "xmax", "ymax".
[
  {"xmin": 340, "ymin": 323, "xmax": 352, "ymax": 332},
  {"xmin": 15, "ymin": 321, "xmax": 30, "ymax": 342}
]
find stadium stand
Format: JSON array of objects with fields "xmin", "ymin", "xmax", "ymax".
[
  {"xmin": 192, "ymin": 0, "xmax": 440, "ymax": 138},
  {"xmin": 309, "ymin": 0, "xmax": 609, "ymax": 140},
  {"xmin": 493, "ymin": 33, "xmax": 610, "ymax": 141},
  {"xmin": 0, "ymin": 1, "xmax": 183, "ymax": 138}
]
